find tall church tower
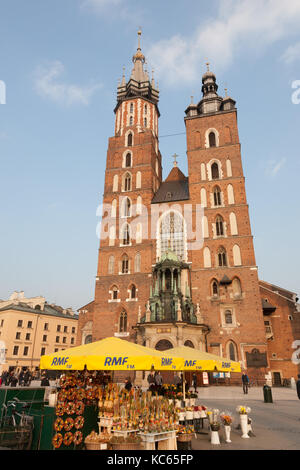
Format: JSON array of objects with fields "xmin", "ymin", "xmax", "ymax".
[
  {"xmin": 184, "ymin": 64, "xmax": 269, "ymax": 381},
  {"xmin": 81, "ymin": 37, "xmax": 270, "ymax": 383},
  {"xmin": 92, "ymin": 31, "xmax": 162, "ymax": 342}
]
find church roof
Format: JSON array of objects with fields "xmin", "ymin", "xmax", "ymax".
[{"xmin": 152, "ymin": 166, "xmax": 189, "ymax": 204}]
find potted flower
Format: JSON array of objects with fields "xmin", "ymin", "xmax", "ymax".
[
  {"xmin": 220, "ymin": 412, "xmax": 233, "ymax": 443},
  {"xmin": 179, "ymin": 407, "xmax": 186, "ymax": 422},
  {"xmin": 210, "ymin": 421, "xmax": 220, "ymax": 445},
  {"xmin": 236, "ymin": 406, "xmax": 251, "ymax": 438},
  {"xmin": 193, "ymin": 406, "xmax": 201, "ymax": 419}
]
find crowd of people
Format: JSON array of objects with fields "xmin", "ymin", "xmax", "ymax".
[{"xmin": 0, "ymin": 368, "xmax": 41, "ymax": 387}]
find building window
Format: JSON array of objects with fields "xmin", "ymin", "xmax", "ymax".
[
  {"xmin": 43, "ymin": 335, "xmax": 47, "ymax": 342},
  {"xmin": 211, "ymin": 280, "xmax": 219, "ymax": 297},
  {"xmin": 264, "ymin": 321, "xmax": 272, "ymax": 334},
  {"xmin": 17, "ymin": 320, "xmax": 23, "ymax": 328},
  {"xmin": 25, "ymin": 333, "xmax": 31, "ymax": 341},
  {"xmin": 71, "ymin": 338, "xmax": 75, "ymax": 344},
  {"xmin": 119, "ymin": 310, "xmax": 127, "ymax": 333},
  {"xmin": 232, "ymin": 277, "xmax": 242, "ymax": 297},
  {"xmin": 121, "ymin": 223, "xmax": 131, "ymax": 245},
  {"xmin": 130, "ymin": 285, "xmax": 136, "ymax": 299},
  {"xmin": 44, "ymin": 323, "xmax": 49, "ymax": 331},
  {"xmin": 228, "ymin": 342, "xmax": 237, "ymax": 361},
  {"xmin": 112, "ymin": 286, "xmax": 118, "ymax": 300},
  {"xmin": 85, "ymin": 335, "xmax": 92, "ymax": 344},
  {"xmin": 209, "ymin": 131, "xmax": 216, "ymax": 147},
  {"xmin": 56, "ymin": 336, "xmax": 60, "ymax": 343},
  {"xmin": 57, "ymin": 325, "xmax": 61, "ymax": 332},
  {"xmin": 54, "ymin": 348, "xmax": 58, "ymax": 352},
  {"xmin": 27, "ymin": 321, "xmax": 33, "ymax": 329},
  {"xmin": 23, "ymin": 346, "xmax": 29, "ymax": 356},
  {"xmin": 121, "ymin": 255, "xmax": 129, "ymax": 274},
  {"xmin": 72, "ymin": 327, "xmax": 76, "ymax": 334},
  {"xmin": 63, "ymin": 337, "xmax": 66, "ymax": 344},
  {"xmin": 0, "ymin": 319, "xmax": 3, "ymax": 327},
  {"xmin": 225, "ymin": 310, "xmax": 233, "ymax": 324},
  {"xmin": 16, "ymin": 332, "xmax": 21, "ymax": 340},
  {"xmin": 123, "ymin": 172, "xmax": 132, "ymax": 192},
  {"xmin": 129, "ymin": 116, "xmax": 133, "ymax": 126},
  {"xmin": 108, "ymin": 255, "xmax": 115, "ymax": 274},
  {"xmin": 213, "ymin": 186, "xmax": 222, "ymax": 206},
  {"xmin": 41, "ymin": 347, "xmax": 46, "ymax": 356},
  {"xmin": 122, "ymin": 197, "xmax": 131, "ymax": 218},
  {"xmin": 216, "ymin": 215, "xmax": 224, "ymax": 236},
  {"xmin": 125, "ymin": 152, "xmax": 132, "ymax": 167},
  {"xmin": 130, "ymin": 103, "xmax": 134, "ymax": 113},
  {"xmin": 158, "ymin": 211, "xmax": 187, "ymax": 261},
  {"xmin": 144, "ymin": 117, "xmax": 147, "ymax": 127},
  {"xmin": 13, "ymin": 346, "xmax": 19, "ymax": 355},
  {"xmin": 127, "ymin": 132, "xmax": 133, "ymax": 147},
  {"xmin": 211, "ymin": 162, "xmax": 220, "ymax": 179},
  {"xmin": 64, "ymin": 326, "xmax": 68, "ymax": 333},
  {"xmin": 218, "ymin": 247, "xmax": 227, "ymax": 267},
  {"xmin": 134, "ymin": 252, "xmax": 141, "ymax": 272}
]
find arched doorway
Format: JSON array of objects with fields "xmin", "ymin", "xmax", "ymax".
[
  {"xmin": 184, "ymin": 340, "xmax": 194, "ymax": 348},
  {"xmin": 155, "ymin": 339, "xmax": 173, "ymax": 351}
]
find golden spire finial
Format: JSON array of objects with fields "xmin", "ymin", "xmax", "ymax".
[
  {"xmin": 206, "ymin": 60, "xmax": 210, "ymax": 72},
  {"xmin": 137, "ymin": 27, "xmax": 142, "ymax": 49}
]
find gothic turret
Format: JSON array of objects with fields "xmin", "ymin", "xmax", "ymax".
[{"xmin": 115, "ymin": 29, "xmax": 159, "ymax": 112}]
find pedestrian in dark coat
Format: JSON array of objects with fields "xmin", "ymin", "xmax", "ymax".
[
  {"xmin": 192, "ymin": 373, "xmax": 197, "ymax": 392},
  {"xmin": 41, "ymin": 375, "xmax": 50, "ymax": 386},
  {"xmin": 296, "ymin": 374, "xmax": 300, "ymax": 400},
  {"xmin": 242, "ymin": 371, "xmax": 249, "ymax": 394}
]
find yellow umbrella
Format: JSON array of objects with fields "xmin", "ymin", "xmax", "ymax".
[
  {"xmin": 165, "ymin": 346, "xmax": 241, "ymax": 401},
  {"xmin": 166, "ymin": 346, "xmax": 241, "ymax": 373},
  {"xmin": 39, "ymin": 336, "xmax": 184, "ymax": 371}
]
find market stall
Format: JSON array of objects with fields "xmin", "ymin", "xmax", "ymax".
[{"xmin": 40, "ymin": 338, "xmax": 243, "ymax": 450}]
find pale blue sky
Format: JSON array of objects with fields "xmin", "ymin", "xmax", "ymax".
[{"xmin": 0, "ymin": 0, "xmax": 300, "ymax": 310}]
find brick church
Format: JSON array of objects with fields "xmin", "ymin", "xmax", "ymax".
[{"xmin": 77, "ymin": 31, "xmax": 300, "ymax": 386}]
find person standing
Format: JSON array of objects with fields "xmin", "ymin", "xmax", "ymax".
[
  {"xmin": 296, "ymin": 374, "xmax": 300, "ymax": 400},
  {"xmin": 155, "ymin": 371, "xmax": 163, "ymax": 395},
  {"xmin": 242, "ymin": 371, "xmax": 250, "ymax": 394},
  {"xmin": 192, "ymin": 373, "xmax": 197, "ymax": 392},
  {"xmin": 147, "ymin": 371, "xmax": 156, "ymax": 394}
]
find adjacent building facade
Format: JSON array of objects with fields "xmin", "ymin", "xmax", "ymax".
[
  {"xmin": 77, "ymin": 32, "xmax": 300, "ymax": 385},
  {"xmin": 0, "ymin": 291, "xmax": 78, "ymax": 374}
]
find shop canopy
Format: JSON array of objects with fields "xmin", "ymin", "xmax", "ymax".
[
  {"xmin": 39, "ymin": 337, "xmax": 185, "ymax": 371},
  {"xmin": 166, "ymin": 346, "xmax": 241, "ymax": 373}
]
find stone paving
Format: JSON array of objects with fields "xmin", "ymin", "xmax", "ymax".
[{"xmin": 190, "ymin": 386, "xmax": 300, "ymax": 450}]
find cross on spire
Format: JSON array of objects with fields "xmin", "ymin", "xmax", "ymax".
[{"xmin": 172, "ymin": 153, "xmax": 178, "ymax": 167}]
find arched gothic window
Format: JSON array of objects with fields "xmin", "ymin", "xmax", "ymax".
[
  {"xmin": 225, "ymin": 310, "xmax": 233, "ymax": 324},
  {"xmin": 129, "ymin": 116, "xmax": 133, "ymax": 126},
  {"xmin": 134, "ymin": 253, "xmax": 141, "ymax": 272},
  {"xmin": 121, "ymin": 254, "xmax": 129, "ymax": 274},
  {"xmin": 228, "ymin": 341, "xmax": 237, "ymax": 361},
  {"xmin": 158, "ymin": 211, "xmax": 186, "ymax": 261},
  {"xmin": 130, "ymin": 103, "xmax": 134, "ymax": 113},
  {"xmin": 218, "ymin": 247, "xmax": 227, "ymax": 267},
  {"xmin": 127, "ymin": 132, "xmax": 133, "ymax": 147},
  {"xmin": 232, "ymin": 277, "xmax": 242, "ymax": 297},
  {"xmin": 212, "ymin": 279, "xmax": 219, "ymax": 297},
  {"xmin": 213, "ymin": 186, "xmax": 222, "ymax": 206},
  {"xmin": 211, "ymin": 162, "xmax": 220, "ymax": 179},
  {"xmin": 216, "ymin": 215, "xmax": 224, "ymax": 236},
  {"xmin": 123, "ymin": 172, "xmax": 131, "ymax": 191},
  {"xmin": 119, "ymin": 310, "xmax": 127, "ymax": 332},
  {"xmin": 121, "ymin": 224, "xmax": 130, "ymax": 245},
  {"xmin": 130, "ymin": 285, "xmax": 136, "ymax": 299},
  {"xmin": 209, "ymin": 131, "xmax": 216, "ymax": 147},
  {"xmin": 108, "ymin": 255, "xmax": 115, "ymax": 274},
  {"xmin": 122, "ymin": 197, "xmax": 131, "ymax": 218},
  {"xmin": 111, "ymin": 286, "xmax": 118, "ymax": 300},
  {"xmin": 144, "ymin": 117, "xmax": 147, "ymax": 127},
  {"xmin": 125, "ymin": 153, "xmax": 132, "ymax": 167}
]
